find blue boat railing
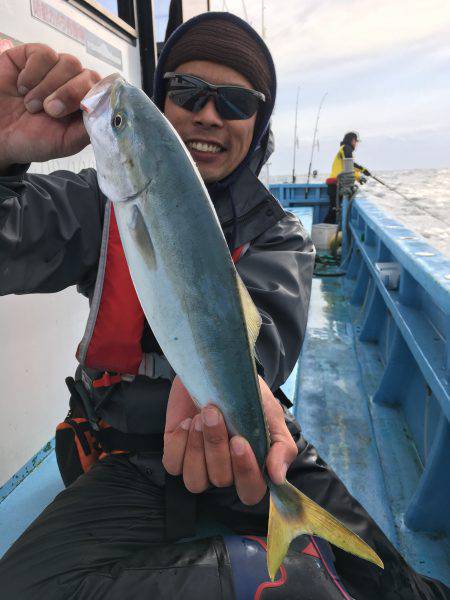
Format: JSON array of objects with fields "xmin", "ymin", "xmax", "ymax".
[
  {"xmin": 270, "ymin": 183, "xmax": 329, "ymax": 223},
  {"xmin": 270, "ymin": 182, "xmax": 450, "ymax": 539},
  {"xmin": 346, "ymin": 198, "xmax": 450, "ymax": 536}
]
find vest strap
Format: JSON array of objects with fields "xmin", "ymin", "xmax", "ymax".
[
  {"xmin": 138, "ymin": 352, "xmax": 176, "ymax": 381},
  {"xmin": 82, "ymin": 352, "xmax": 175, "ymax": 392},
  {"xmin": 65, "ymin": 376, "xmax": 164, "ymax": 453},
  {"xmin": 96, "ymin": 428, "xmax": 164, "ymax": 453},
  {"xmin": 92, "ymin": 373, "xmax": 123, "ymax": 388}
]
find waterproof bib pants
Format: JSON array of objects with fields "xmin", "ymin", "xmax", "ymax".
[{"xmin": 0, "ymin": 416, "xmax": 448, "ymax": 600}]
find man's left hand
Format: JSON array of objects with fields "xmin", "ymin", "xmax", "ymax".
[{"xmin": 162, "ymin": 375, "xmax": 298, "ymax": 505}]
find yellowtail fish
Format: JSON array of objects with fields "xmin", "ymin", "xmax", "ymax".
[{"xmin": 81, "ymin": 73, "xmax": 383, "ymax": 580}]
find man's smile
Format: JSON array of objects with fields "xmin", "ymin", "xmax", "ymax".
[{"xmin": 186, "ymin": 139, "xmax": 226, "ymax": 154}]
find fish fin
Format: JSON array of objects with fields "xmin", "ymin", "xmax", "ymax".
[
  {"xmin": 267, "ymin": 480, "xmax": 383, "ymax": 581},
  {"xmin": 129, "ymin": 204, "xmax": 157, "ymax": 271},
  {"xmin": 236, "ymin": 274, "xmax": 261, "ymax": 350}
]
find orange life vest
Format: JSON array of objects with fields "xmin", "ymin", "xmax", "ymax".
[{"xmin": 76, "ymin": 201, "xmax": 249, "ymax": 384}]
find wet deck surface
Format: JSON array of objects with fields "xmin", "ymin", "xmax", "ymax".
[{"xmin": 295, "ymin": 274, "xmax": 450, "ymax": 585}]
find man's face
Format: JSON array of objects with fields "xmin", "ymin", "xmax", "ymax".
[
  {"xmin": 164, "ymin": 60, "xmax": 257, "ymax": 183},
  {"xmin": 351, "ymin": 137, "xmax": 358, "ymax": 150}
]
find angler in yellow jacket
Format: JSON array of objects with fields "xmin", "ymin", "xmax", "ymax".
[{"xmin": 324, "ymin": 132, "xmax": 370, "ymax": 224}]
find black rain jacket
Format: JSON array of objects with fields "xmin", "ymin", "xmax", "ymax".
[{"xmin": 0, "ymin": 12, "xmax": 315, "ymax": 433}]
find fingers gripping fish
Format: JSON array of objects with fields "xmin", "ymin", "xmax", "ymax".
[{"xmin": 81, "ymin": 73, "xmax": 383, "ymax": 581}]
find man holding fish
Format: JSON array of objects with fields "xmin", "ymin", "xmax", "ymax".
[{"xmin": 0, "ymin": 11, "xmax": 447, "ymax": 600}]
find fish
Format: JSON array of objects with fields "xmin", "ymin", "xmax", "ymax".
[{"xmin": 81, "ymin": 73, "xmax": 383, "ymax": 580}]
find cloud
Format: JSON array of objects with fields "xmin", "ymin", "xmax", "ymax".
[
  {"xmin": 209, "ymin": 0, "xmax": 450, "ymax": 172},
  {"xmin": 263, "ymin": 0, "xmax": 450, "ymax": 75}
]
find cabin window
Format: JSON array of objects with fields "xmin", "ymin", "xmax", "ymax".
[{"xmin": 69, "ymin": 0, "xmax": 137, "ymax": 39}]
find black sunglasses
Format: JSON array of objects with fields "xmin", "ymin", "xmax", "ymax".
[{"xmin": 164, "ymin": 72, "xmax": 265, "ymax": 121}]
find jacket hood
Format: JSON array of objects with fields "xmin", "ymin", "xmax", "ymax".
[{"xmin": 152, "ymin": 11, "xmax": 277, "ymax": 189}]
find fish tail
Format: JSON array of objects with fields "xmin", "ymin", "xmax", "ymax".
[{"xmin": 267, "ymin": 480, "xmax": 384, "ymax": 581}]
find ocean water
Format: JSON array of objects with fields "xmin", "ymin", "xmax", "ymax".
[
  {"xmin": 361, "ymin": 169, "xmax": 450, "ymax": 258},
  {"xmin": 271, "ymin": 168, "xmax": 450, "ymax": 258}
]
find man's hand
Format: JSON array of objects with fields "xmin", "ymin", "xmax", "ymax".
[
  {"xmin": 359, "ymin": 175, "xmax": 367, "ymax": 185},
  {"xmin": 162, "ymin": 375, "xmax": 298, "ymax": 505},
  {"xmin": 0, "ymin": 43, "xmax": 101, "ymax": 170}
]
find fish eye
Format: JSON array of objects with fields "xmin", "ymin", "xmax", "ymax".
[{"xmin": 112, "ymin": 113, "xmax": 124, "ymax": 129}]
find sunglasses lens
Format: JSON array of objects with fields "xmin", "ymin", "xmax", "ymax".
[
  {"xmin": 168, "ymin": 88, "xmax": 209, "ymax": 113},
  {"xmin": 217, "ymin": 88, "xmax": 260, "ymax": 120},
  {"xmin": 166, "ymin": 75, "xmax": 261, "ymax": 120}
]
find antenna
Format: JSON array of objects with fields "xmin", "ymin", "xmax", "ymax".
[
  {"xmin": 265, "ymin": 161, "xmax": 271, "ymax": 187},
  {"xmin": 261, "ymin": 0, "xmax": 266, "ymax": 39},
  {"xmin": 306, "ymin": 92, "xmax": 327, "ymax": 196},
  {"xmin": 241, "ymin": 0, "xmax": 249, "ymax": 22},
  {"xmin": 292, "ymin": 87, "xmax": 300, "ymax": 184}
]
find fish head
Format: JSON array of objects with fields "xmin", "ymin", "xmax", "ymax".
[{"xmin": 81, "ymin": 73, "xmax": 162, "ymax": 202}]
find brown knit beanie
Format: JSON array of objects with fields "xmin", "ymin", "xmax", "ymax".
[{"xmin": 163, "ymin": 18, "xmax": 272, "ymax": 100}]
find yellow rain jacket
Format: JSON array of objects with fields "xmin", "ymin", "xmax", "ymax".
[{"xmin": 328, "ymin": 145, "xmax": 362, "ymax": 183}]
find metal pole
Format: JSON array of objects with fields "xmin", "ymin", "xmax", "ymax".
[
  {"xmin": 135, "ymin": 0, "xmax": 158, "ymax": 98},
  {"xmin": 306, "ymin": 92, "xmax": 327, "ymax": 197},
  {"xmin": 341, "ymin": 195, "xmax": 349, "ymax": 263},
  {"xmin": 261, "ymin": 0, "xmax": 265, "ymax": 39},
  {"xmin": 241, "ymin": 0, "xmax": 249, "ymax": 22},
  {"xmin": 266, "ymin": 161, "xmax": 270, "ymax": 187},
  {"xmin": 292, "ymin": 87, "xmax": 300, "ymax": 184}
]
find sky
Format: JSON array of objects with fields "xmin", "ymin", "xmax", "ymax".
[{"xmin": 209, "ymin": 0, "xmax": 450, "ymax": 177}]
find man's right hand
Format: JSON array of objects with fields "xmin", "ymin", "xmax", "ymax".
[{"xmin": 0, "ymin": 44, "xmax": 101, "ymax": 172}]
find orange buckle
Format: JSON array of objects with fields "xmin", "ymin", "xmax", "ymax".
[{"xmin": 92, "ymin": 372, "xmax": 123, "ymax": 388}]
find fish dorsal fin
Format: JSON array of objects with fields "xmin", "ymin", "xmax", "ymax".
[{"xmin": 237, "ymin": 274, "xmax": 262, "ymax": 350}]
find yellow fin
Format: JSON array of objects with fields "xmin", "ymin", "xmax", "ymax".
[
  {"xmin": 267, "ymin": 480, "xmax": 384, "ymax": 581},
  {"xmin": 237, "ymin": 274, "xmax": 261, "ymax": 350}
]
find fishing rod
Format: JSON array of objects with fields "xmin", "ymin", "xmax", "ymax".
[
  {"xmin": 306, "ymin": 92, "xmax": 328, "ymax": 197},
  {"xmin": 240, "ymin": 0, "xmax": 249, "ymax": 22},
  {"xmin": 368, "ymin": 173, "xmax": 411, "ymax": 201},
  {"xmin": 292, "ymin": 87, "xmax": 300, "ymax": 183}
]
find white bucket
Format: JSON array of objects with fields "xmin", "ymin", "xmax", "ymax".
[{"xmin": 311, "ymin": 223, "xmax": 339, "ymax": 251}]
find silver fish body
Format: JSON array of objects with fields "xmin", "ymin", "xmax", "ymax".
[
  {"xmin": 82, "ymin": 74, "xmax": 384, "ymax": 580},
  {"xmin": 82, "ymin": 74, "xmax": 268, "ymax": 468}
]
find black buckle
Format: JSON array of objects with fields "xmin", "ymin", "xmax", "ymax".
[{"xmin": 65, "ymin": 377, "xmax": 100, "ymax": 431}]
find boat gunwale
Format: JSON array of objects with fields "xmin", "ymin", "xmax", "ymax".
[
  {"xmin": 349, "ymin": 216, "xmax": 450, "ymax": 420},
  {"xmin": 352, "ymin": 199, "xmax": 450, "ymax": 315}
]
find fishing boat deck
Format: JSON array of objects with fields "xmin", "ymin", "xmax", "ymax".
[
  {"xmin": 291, "ymin": 275, "xmax": 450, "ymax": 585},
  {"xmin": 1, "ymin": 208, "xmax": 449, "ymax": 586}
]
